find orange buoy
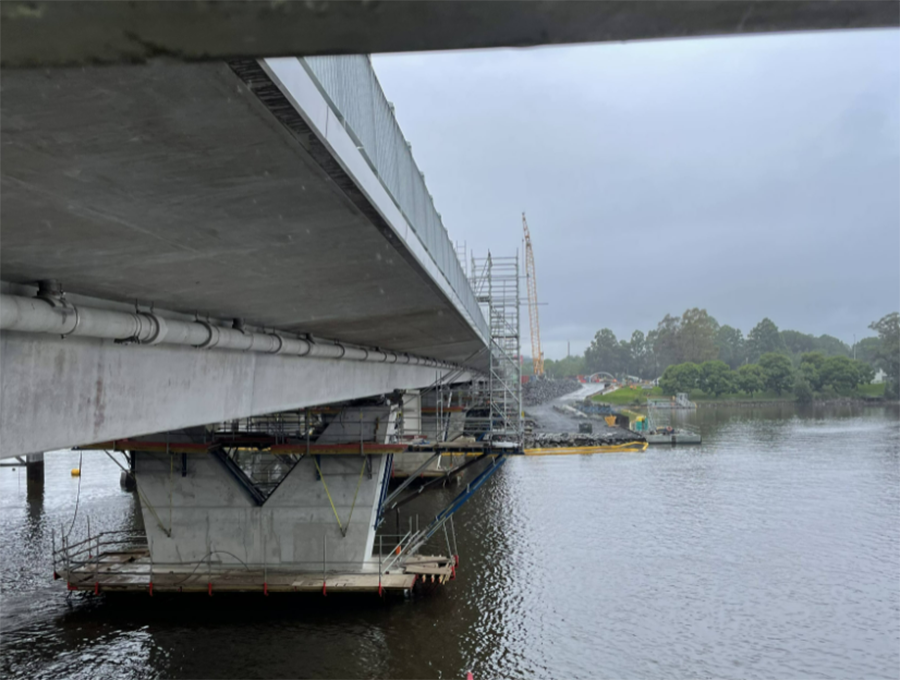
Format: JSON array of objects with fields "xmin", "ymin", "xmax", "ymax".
[{"xmin": 71, "ymin": 468, "xmax": 81, "ymax": 477}]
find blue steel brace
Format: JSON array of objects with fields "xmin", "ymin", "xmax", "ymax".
[{"xmin": 374, "ymin": 454, "xmax": 393, "ymax": 529}]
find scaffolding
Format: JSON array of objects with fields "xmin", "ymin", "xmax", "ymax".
[{"xmin": 468, "ymin": 253, "xmax": 523, "ymax": 444}]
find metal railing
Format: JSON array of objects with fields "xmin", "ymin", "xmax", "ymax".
[
  {"xmin": 52, "ymin": 526, "xmax": 450, "ymax": 584},
  {"xmin": 301, "ymin": 56, "xmax": 489, "ymax": 341}
]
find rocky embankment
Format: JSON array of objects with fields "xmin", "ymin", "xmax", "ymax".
[{"xmin": 523, "ymin": 378, "xmax": 581, "ymax": 406}]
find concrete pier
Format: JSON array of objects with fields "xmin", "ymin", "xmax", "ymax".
[
  {"xmin": 25, "ymin": 452, "xmax": 43, "ymax": 497},
  {"xmin": 134, "ymin": 452, "xmax": 391, "ymax": 571},
  {"xmin": 132, "ymin": 406, "xmax": 399, "ymax": 572}
]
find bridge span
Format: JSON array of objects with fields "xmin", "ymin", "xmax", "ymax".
[
  {"xmin": 1, "ymin": 55, "xmax": 492, "ymax": 458},
  {"xmin": 1, "ymin": 51, "xmax": 518, "ymax": 590},
  {"xmin": 2, "ymin": 2, "xmax": 897, "ymax": 595}
]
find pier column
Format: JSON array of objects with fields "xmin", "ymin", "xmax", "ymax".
[
  {"xmin": 133, "ymin": 405, "xmax": 398, "ymax": 572},
  {"xmin": 26, "ymin": 452, "xmax": 44, "ymax": 497},
  {"xmin": 119, "ymin": 453, "xmax": 136, "ymax": 491}
]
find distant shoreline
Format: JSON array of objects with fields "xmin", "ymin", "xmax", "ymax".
[{"xmin": 695, "ymin": 397, "xmax": 896, "ymax": 408}]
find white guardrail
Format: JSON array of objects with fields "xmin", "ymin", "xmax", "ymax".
[{"xmin": 300, "ymin": 56, "xmax": 490, "ymax": 341}]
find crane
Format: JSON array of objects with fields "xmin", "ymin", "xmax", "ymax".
[{"xmin": 522, "ymin": 212, "xmax": 544, "ymax": 377}]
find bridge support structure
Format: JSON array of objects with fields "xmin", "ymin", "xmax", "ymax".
[
  {"xmin": 54, "ymin": 399, "xmax": 510, "ymax": 594},
  {"xmin": 0, "ymin": 288, "xmax": 470, "ymax": 458},
  {"xmin": 132, "ymin": 405, "xmax": 397, "ymax": 573},
  {"xmin": 26, "ymin": 452, "xmax": 44, "ymax": 497}
]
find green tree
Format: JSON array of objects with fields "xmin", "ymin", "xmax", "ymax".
[
  {"xmin": 747, "ymin": 318, "xmax": 787, "ymax": 363},
  {"xmin": 644, "ymin": 328, "xmax": 661, "ymax": 378},
  {"xmin": 716, "ymin": 325, "xmax": 746, "ymax": 369},
  {"xmin": 854, "ymin": 360, "xmax": 876, "ymax": 386},
  {"xmin": 813, "ymin": 334, "xmax": 851, "ymax": 357},
  {"xmin": 794, "ymin": 376, "xmax": 814, "ymax": 404},
  {"xmin": 700, "ymin": 360, "xmax": 734, "ymax": 397},
  {"xmin": 736, "ymin": 364, "xmax": 765, "ymax": 396},
  {"xmin": 678, "ymin": 308, "xmax": 719, "ymax": 364},
  {"xmin": 819, "ymin": 356, "xmax": 859, "ymax": 394},
  {"xmin": 623, "ymin": 330, "xmax": 646, "ymax": 378},
  {"xmin": 652, "ymin": 314, "xmax": 682, "ymax": 371},
  {"xmin": 799, "ymin": 351, "xmax": 827, "ymax": 391},
  {"xmin": 854, "ymin": 337, "xmax": 881, "ymax": 367},
  {"xmin": 781, "ymin": 330, "xmax": 816, "ymax": 356},
  {"xmin": 546, "ymin": 354, "xmax": 586, "ymax": 379},
  {"xmin": 870, "ymin": 313, "xmax": 900, "ymax": 399},
  {"xmin": 759, "ymin": 352, "xmax": 794, "ymax": 395},
  {"xmin": 585, "ymin": 329, "xmax": 623, "ymax": 376},
  {"xmin": 659, "ymin": 362, "xmax": 700, "ymax": 395}
]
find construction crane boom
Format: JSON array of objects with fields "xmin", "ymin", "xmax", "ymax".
[{"xmin": 522, "ymin": 212, "xmax": 544, "ymax": 376}]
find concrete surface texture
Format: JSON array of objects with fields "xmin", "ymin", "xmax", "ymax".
[
  {"xmin": 2, "ymin": 1, "xmax": 896, "ymax": 67},
  {"xmin": 316, "ymin": 405, "xmax": 397, "ymax": 444},
  {"xmin": 0, "ymin": 58, "xmax": 485, "ymax": 366},
  {"xmin": 135, "ymin": 450, "xmax": 390, "ymax": 571},
  {"xmin": 0, "ymin": 330, "xmax": 466, "ymax": 457}
]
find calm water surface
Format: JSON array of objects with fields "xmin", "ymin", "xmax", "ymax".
[{"xmin": 2, "ymin": 405, "xmax": 898, "ymax": 679}]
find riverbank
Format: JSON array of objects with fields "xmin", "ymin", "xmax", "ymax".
[
  {"xmin": 592, "ymin": 384, "xmax": 889, "ymax": 407},
  {"xmin": 695, "ymin": 397, "xmax": 897, "ymax": 408}
]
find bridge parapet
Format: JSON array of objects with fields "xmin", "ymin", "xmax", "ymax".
[{"xmin": 301, "ymin": 56, "xmax": 488, "ymax": 341}]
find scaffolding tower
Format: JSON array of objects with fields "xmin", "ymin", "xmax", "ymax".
[{"xmin": 468, "ymin": 253, "xmax": 523, "ymax": 444}]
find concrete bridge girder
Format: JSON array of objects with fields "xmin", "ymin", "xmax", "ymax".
[{"xmin": 0, "ymin": 330, "xmax": 470, "ymax": 458}]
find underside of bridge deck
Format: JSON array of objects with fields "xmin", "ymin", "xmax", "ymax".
[
  {"xmin": 1, "ymin": 1, "xmax": 896, "ymax": 68},
  {"xmin": 1, "ymin": 59, "xmax": 485, "ymax": 365}
]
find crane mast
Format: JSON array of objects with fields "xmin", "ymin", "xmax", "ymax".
[{"xmin": 522, "ymin": 213, "xmax": 544, "ymax": 376}]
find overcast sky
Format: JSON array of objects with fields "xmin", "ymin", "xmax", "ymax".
[{"xmin": 372, "ymin": 29, "xmax": 899, "ymax": 360}]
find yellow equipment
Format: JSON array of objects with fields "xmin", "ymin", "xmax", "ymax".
[
  {"xmin": 522, "ymin": 212, "xmax": 544, "ymax": 376},
  {"xmin": 524, "ymin": 441, "xmax": 649, "ymax": 455}
]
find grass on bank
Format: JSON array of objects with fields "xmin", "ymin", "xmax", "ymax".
[
  {"xmin": 592, "ymin": 386, "xmax": 663, "ymax": 405},
  {"xmin": 592, "ymin": 383, "xmax": 886, "ymax": 404},
  {"xmin": 856, "ymin": 383, "xmax": 887, "ymax": 398}
]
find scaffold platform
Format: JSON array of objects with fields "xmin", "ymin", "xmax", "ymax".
[{"xmin": 57, "ymin": 545, "xmax": 455, "ymax": 596}]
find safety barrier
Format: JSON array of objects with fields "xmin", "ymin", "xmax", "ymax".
[{"xmin": 301, "ymin": 56, "xmax": 489, "ymax": 341}]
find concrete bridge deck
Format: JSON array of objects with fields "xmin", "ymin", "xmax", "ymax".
[
  {"xmin": 1, "ymin": 55, "xmax": 489, "ymax": 457},
  {"xmin": 2, "ymin": 1, "xmax": 896, "ymax": 68},
  {"xmin": 1, "ymin": 57, "xmax": 485, "ymax": 364}
]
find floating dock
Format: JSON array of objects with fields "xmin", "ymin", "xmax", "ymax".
[{"xmin": 644, "ymin": 432, "xmax": 702, "ymax": 445}]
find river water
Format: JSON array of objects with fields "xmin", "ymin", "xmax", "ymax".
[{"xmin": 2, "ymin": 404, "xmax": 898, "ymax": 679}]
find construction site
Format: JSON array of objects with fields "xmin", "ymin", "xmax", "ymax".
[{"xmin": 50, "ymin": 214, "xmax": 648, "ymax": 599}]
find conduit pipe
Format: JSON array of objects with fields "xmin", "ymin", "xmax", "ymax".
[{"xmin": 0, "ymin": 293, "xmax": 453, "ymax": 369}]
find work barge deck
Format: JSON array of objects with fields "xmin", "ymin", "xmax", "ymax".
[{"xmin": 55, "ymin": 532, "xmax": 457, "ymax": 597}]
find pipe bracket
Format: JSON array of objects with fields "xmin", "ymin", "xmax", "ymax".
[
  {"xmin": 140, "ymin": 313, "xmax": 168, "ymax": 345},
  {"xmin": 195, "ymin": 320, "xmax": 219, "ymax": 349}
]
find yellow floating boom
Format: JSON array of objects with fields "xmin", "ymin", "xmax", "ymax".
[{"xmin": 524, "ymin": 441, "xmax": 648, "ymax": 456}]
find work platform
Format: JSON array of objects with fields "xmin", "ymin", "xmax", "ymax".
[{"xmin": 55, "ymin": 533, "xmax": 455, "ymax": 596}]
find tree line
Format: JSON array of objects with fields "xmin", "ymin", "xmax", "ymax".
[
  {"xmin": 542, "ymin": 310, "xmax": 899, "ymax": 399},
  {"xmin": 659, "ymin": 353, "xmax": 873, "ymax": 401}
]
